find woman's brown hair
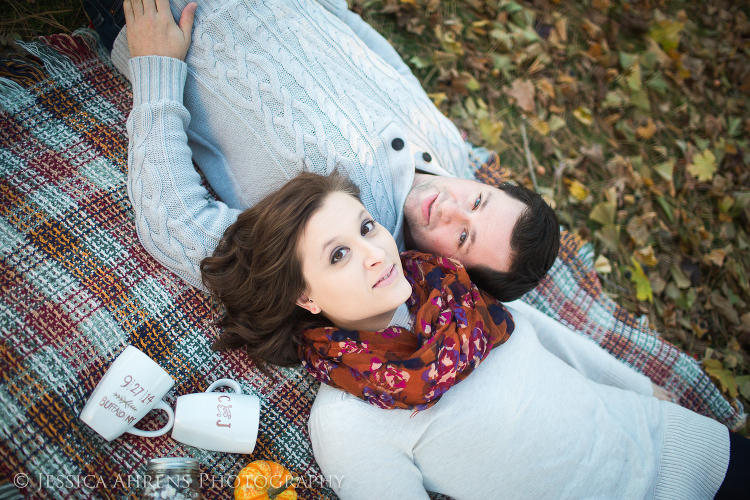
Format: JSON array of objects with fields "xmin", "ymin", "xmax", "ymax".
[{"xmin": 201, "ymin": 171, "xmax": 360, "ymax": 375}]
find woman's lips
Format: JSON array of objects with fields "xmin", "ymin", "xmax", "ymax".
[
  {"xmin": 373, "ymin": 264, "xmax": 397, "ymax": 288},
  {"xmin": 422, "ymin": 194, "xmax": 438, "ymax": 225}
]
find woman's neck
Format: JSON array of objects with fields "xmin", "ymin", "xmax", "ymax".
[{"xmin": 329, "ymin": 306, "xmax": 400, "ymax": 332}]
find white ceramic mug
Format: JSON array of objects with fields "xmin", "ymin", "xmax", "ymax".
[
  {"xmin": 79, "ymin": 345, "xmax": 175, "ymax": 441},
  {"xmin": 171, "ymin": 379, "xmax": 260, "ymax": 454}
]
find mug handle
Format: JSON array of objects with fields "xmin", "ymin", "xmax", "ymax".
[
  {"xmin": 126, "ymin": 400, "xmax": 175, "ymax": 438},
  {"xmin": 205, "ymin": 378, "xmax": 242, "ymax": 394}
]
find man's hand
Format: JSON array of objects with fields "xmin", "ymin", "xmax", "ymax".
[
  {"xmin": 652, "ymin": 383, "xmax": 677, "ymax": 403},
  {"xmin": 124, "ymin": 0, "xmax": 197, "ymax": 60}
]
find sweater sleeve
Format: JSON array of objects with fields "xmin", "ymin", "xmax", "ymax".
[
  {"xmin": 316, "ymin": 0, "xmax": 423, "ymax": 90},
  {"xmin": 126, "ymin": 56, "xmax": 241, "ymax": 291},
  {"xmin": 507, "ymin": 300, "xmax": 654, "ymax": 397}
]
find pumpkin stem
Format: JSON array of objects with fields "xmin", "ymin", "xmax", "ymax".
[{"xmin": 267, "ymin": 476, "xmax": 299, "ymax": 499}]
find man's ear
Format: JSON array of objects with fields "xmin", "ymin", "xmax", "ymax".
[{"xmin": 295, "ymin": 293, "xmax": 320, "ymax": 314}]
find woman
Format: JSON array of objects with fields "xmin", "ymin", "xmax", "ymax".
[{"xmin": 202, "ymin": 172, "xmax": 743, "ymax": 500}]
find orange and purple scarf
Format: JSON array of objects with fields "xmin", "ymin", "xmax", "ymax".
[{"xmin": 299, "ymin": 252, "xmax": 514, "ymax": 411}]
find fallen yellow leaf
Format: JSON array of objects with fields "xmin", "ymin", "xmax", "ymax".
[
  {"xmin": 704, "ymin": 358, "xmax": 739, "ymax": 398},
  {"xmin": 636, "ymin": 118, "xmax": 657, "ymax": 140},
  {"xmin": 594, "ymin": 254, "xmax": 612, "ymax": 274},
  {"xmin": 687, "ymin": 149, "xmax": 717, "ymax": 182},
  {"xmin": 604, "ymin": 113, "xmax": 622, "ymax": 125},
  {"xmin": 478, "ymin": 118, "xmax": 505, "ymax": 146},
  {"xmin": 549, "ymin": 115, "xmax": 566, "ymax": 132},
  {"xmin": 428, "ymin": 92, "xmax": 448, "ymax": 107},
  {"xmin": 530, "ymin": 119, "xmax": 550, "ymax": 136},
  {"xmin": 627, "ymin": 63, "xmax": 643, "ymax": 92},
  {"xmin": 650, "ymin": 20, "xmax": 684, "ymax": 52},
  {"xmin": 554, "ymin": 17, "xmax": 568, "ymax": 43},
  {"xmin": 565, "ymin": 178, "xmax": 590, "ymax": 201},
  {"xmin": 573, "ymin": 106, "xmax": 593, "ymax": 126},
  {"xmin": 634, "ymin": 246, "xmax": 658, "ymax": 267},
  {"xmin": 535, "ymin": 78, "xmax": 556, "ymax": 99},
  {"xmin": 703, "ymin": 248, "xmax": 727, "ymax": 267},
  {"xmin": 589, "ymin": 201, "xmax": 616, "ymax": 225},
  {"xmin": 629, "ymin": 257, "xmax": 653, "ymax": 302}
]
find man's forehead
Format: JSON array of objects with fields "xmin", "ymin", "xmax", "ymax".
[{"xmin": 464, "ymin": 189, "xmax": 526, "ymax": 272}]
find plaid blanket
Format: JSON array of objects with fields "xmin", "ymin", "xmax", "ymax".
[
  {"xmin": 0, "ymin": 31, "xmax": 335, "ymax": 500},
  {"xmin": 0, "ymin": 30, "xmax": 743, "ymax": 500}
]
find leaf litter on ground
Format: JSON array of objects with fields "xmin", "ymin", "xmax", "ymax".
[{"xmin": 352, "ymin": 0, "xmax": 750, "ymax": 427}]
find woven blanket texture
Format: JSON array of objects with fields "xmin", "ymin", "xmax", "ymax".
[
  {"xmin": 0, "ymin": 29, "xmax": 743, "ymax": 500},
  {"xmin": 0, "ymin": 31, "xmax": 336, "ymax": 500}
]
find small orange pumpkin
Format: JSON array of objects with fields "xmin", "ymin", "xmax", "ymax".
[{"xmin": 234, "ymin": 460, "xmax": 299, "ymax": 500}]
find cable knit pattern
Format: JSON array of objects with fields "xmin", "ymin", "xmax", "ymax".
[{"xmin": 115, "ymin": 0, "xmax": 468, "ymax": 290}]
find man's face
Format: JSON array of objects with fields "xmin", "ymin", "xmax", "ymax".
[{"xmin": 403, "ymin": 174, "xmax": 527, "ymax": 272}]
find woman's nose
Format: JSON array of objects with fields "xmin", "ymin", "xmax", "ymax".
[{"xmin": 362, "ymin": 240, "xmax": 387, "ymax": 267}]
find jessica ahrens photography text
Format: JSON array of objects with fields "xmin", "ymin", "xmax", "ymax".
[{"xmin": 13, "ymin": 471, "xmax": 344, "ymax": 492}]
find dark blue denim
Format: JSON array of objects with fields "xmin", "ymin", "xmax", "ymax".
[
  {"xmin": 714, "ymin": 431, "xmax": 750, "ymax": 499},
  {"xmin": 82, "ymin": 0, "xmax": 126, "ymax": 52}
]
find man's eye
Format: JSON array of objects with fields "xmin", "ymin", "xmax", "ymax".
[
  {"xmin": 458, "ymin": 230, "xmax": 468, "ymax": 247},
  {"xmin": 473, "ymin": 195, "xmax": 482, "ymax": 210},
  {"xmin": 331, "ymin": 247, "xmax": 349, "ymax": 264},
  {"xmin": 361, "ymin": 219, "xmax": 375, "ymax": 236}
]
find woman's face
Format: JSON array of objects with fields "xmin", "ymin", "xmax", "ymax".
[{"xmin": 297, "ymin": 192, "xmax": 412, "ymax": 331}]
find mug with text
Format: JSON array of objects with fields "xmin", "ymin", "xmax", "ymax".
[
  {"xmin": 171, "ymin": 379, "xmax": 260, "ymax": 454},
  {"xmin": 79, "ymin": 345, "xmax": 175, "ymax": 441}
]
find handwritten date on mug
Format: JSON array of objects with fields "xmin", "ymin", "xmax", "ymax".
[{"xmin": 119, "ymin": 375, "xmax": 157, "ymax": 406}]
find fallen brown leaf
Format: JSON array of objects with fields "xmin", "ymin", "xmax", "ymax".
[{"xmin": 505, "ymin": 78, "xmax": 536, "ymax": 113}]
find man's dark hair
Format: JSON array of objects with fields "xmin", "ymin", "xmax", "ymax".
[{"xmin": 466, "ymin": 183, "xmax": 560, "ymax": 303}]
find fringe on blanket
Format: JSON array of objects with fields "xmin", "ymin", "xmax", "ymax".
[{"xmin": 0, "ymin": 28, "xmax": 105, "ymax": 93}]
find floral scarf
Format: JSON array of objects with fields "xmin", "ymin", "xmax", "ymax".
[{"xmin": 299, "ymin": 251, "xmax": 514, "ymax": 411}]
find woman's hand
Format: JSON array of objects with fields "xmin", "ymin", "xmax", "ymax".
[
  {"xmin": 652, "ymin": 383, "xmax": 677, "ymax": 403},
  {"xmin": 124, "ymin": 0, "xmax": 197, "ymax": 60}
]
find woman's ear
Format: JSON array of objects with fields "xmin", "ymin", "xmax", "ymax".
[{"xmin": 296, "ymin": 293, "xmax": 320, "ymax": 314}]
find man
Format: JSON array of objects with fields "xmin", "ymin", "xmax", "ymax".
[{"xmin": 110, "ymin": 0, "xmax": 558, "ymax": 301}]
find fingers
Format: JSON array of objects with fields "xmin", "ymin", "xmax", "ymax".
[
  {"xmin": 179, "ymin": 3, "xmax": 198, "ymax": 39},
  {"xmin": 123, "ymin": 0, "xmax": 134, "ymax": 26},
  {"xmin": 155, "ymin": 0, "xmax": 170, "ymax": 14},
  {"xmin": 141, "ymin": 0, "xmax": 156, "ymax": 15},
  {"xmin": 129, "ymin": 0, "xmax": 144, "ymax": 17}
]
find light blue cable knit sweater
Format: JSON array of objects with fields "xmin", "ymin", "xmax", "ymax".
[{"xmin": 111, "ymin": 0, "xmax": 469, "ymax": 290}]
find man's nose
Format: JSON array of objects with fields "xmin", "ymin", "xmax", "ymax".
[{"xmin": 438, "ymin": 199, "xmax": 466, "ymax": 225}]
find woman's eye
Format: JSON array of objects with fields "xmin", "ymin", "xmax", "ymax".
[
  {"xmin": 361, "ymin": 219, "xmax": 375, "ymax": 236},
  {"xmin": 331, "ymin": 247, "xmax": 349, "ymax": 264},
  {"xmin": 458, "ymin": 230, "xmax": 468, "ymax": 247},
  {"xmin": 473, "ymin": 195, "xmax": 482, "ymax": 210}
]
